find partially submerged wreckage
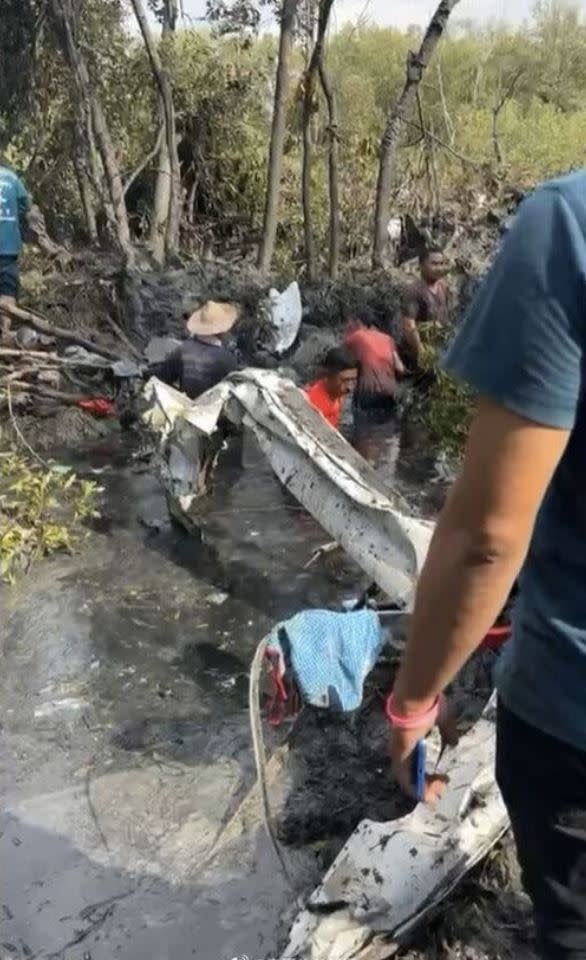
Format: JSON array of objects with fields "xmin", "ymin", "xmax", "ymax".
[{"xmin": 144, "ymin": 369, "xmax": 510, "ymax": 960}]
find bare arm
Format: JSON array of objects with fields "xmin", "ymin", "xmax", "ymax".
[
  {"xmin": 394, "ymin": 349, "xmax": 406, "ymax": 377},
  {"xmin": 401, "ymin": 315, "xmax": 422, "ymax": 368},
  {"xmin": 390, "ymin": 398, "xmax": 569, "ymax": 798}
]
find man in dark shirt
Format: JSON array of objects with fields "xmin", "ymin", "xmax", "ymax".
[
  {"xmin": 152, "ymin": 300, "xmax": 238, "ymax": 400},
  {"xmin": 401, "ymin": 247, "xmax": 451, "ymax": 369},
  {"xmin": 388, "ymin": 171, "xmax": 586, "ymax": 960}
]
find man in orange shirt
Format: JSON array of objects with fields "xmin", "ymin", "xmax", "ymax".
[{"xmin": 304, "ymin": 346, "xmax": 358, "ymax": 430}]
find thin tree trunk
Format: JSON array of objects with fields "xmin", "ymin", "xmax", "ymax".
[
  {"xmin": 47, "ymin": 0, "xmax": 133, "ymax": 260},
  {"xmin": 318, "ymin": 60, "xmax": 340, "ymax": 280},
  {"xmin": 150, "ymin": 106, "xmax": 173, "ymax": 264},
  {"xmin": 436, "ymin": 58, "xmax": 455, "ymax": 145},
  {"xmin": 89, "ymin": 101, "xmax": 132, "ymax": 255},
  {"xmin": 492, "ymin": 106, "xmax": 504, "ymax": 166},
  {"xmin": 163, "ymin": 1, "xmax": 182, "ymax": 260},
  {"xmin": 491, "ymin": 68, "xmax": 524, "ymax": 169},
  {"xmin": 301, "ymin": 104, "xmax": 316, "ymax": 282},
  {"xmin": 73, "ymin": 146, "xmax": 98, "ymax": 243},
  {"xmin": 129, "ymin": 0, "xmax": 182, "ymax": 264},
  {"xmin": 417, "ymin": 91, "xmax": 440, "ymax": 215},
  {"xmin": 300, "ymin": 0, "xmax": 317, "ymax": 280},
  {"xmin": 257, "ymin": 0, "xmax": 300, "ymax": 275},
  {"xmin": 301, "ymin": 0, "xmax": 335, "ymax": 283},
  {"xmin": 372, "ymin": 0, "xmax": 461, "ymax": 269}
]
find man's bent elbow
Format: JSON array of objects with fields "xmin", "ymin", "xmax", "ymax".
[
  {"xmin": 433, "ymin": 509, "xmax": 527, "ymax": 568},
  {"xmin": 458, "ymin": 523, "xmax": 527, "ymax": 568}
]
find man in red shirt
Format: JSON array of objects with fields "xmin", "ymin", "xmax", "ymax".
[
  {"xmin": 345, "ymin": 319, "xmax": 405, "ymax": 425},
  {"xmin": 303, "ymin": 346, "xmax": 358, "ymax": 430}
]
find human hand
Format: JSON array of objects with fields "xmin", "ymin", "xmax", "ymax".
[{"xmin": 389, "ymin": 696, "xmax": 458, "ymax": 805}]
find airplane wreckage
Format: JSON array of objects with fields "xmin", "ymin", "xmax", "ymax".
[{"xmin": 144, "ymin": 370, "xmax": 510, "ymax": 960}]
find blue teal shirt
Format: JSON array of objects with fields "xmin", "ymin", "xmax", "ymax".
[
  {"xmin": 0, "ymin": 165, "xmax": 29, "ymax": 257},
  {"xmin": 445, "ymin": 170, "xmax": 586, "ymax": 752}
]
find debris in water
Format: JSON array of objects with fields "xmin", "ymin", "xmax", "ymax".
[
  {"xmin": 34, "ymin": 697, "xmax": 87, "ymax": 719},
  {"xmin": 206, "ymin": 590, "xmax": 229, "ymax": 605}
]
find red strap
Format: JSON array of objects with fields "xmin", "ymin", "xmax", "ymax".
[
  {"xmin": 481, "ymin": 624, "xmax": 512, "ymax": 651},
  {"xmin": 77, "ymin": 397, "xmax": 115, "ymax": 417},
  {"xmin": 264, "ymin": 649, "xmax": 300, "ymax": 727}
]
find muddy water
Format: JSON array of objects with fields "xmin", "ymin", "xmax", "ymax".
[
  {"xmin": 0, "ymin": 421, "xmax": 420, "ymax": 960},
  {"xmin": 0, "ymin": 423, "xmax": 532, "ymax": 960}
]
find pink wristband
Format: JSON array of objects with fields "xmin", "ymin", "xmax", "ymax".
[{"xmin": 386, "ymin": 692, "xmax": 441, "ymax": 730}]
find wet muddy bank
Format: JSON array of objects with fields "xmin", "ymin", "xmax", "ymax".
[
  {"xmin": 0, "ymin": 425, "xmax": 532, "ymax": 960},
  {"xmin": 0, "ymin": 429, "xmax": 380, "ymax": 959}
]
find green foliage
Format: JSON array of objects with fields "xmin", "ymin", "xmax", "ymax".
[
  {"xmin": 2, "ymin": 0, "xmax": 586, "ymax": 262},
  {"xmin": 421, "ymin": 368, "xmax": 472, "ymax": 461},
  {"xmin": 169, "ymin": 32, "xmax": 274, "ymax": 246},
  {"xmin": 413, "ymin": 326, "xmax": 473, "ymax": 461},
  {"xmin": 0, "ymin": 455, "xmax": 101, "ymax": 583}
]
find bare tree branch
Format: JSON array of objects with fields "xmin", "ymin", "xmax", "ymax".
[
  {"xmin": 301, "ymin": 0, "xmax": 335, "ymax": 282},
  {"xmin": 373, "ymin": 0, "xmax": 461, "ymax": 269},
  {"xmin": 257, "ymin": 0, "xmax": 300, "ymax": 274},
  {"xmin": 319, "ymin": 58, "xmax": 341, "ymax": 280},
  {"xmin": 130, "ymin": 0, "xmax": 182, "ymax": 263},
  {"xmin": 123, "ymin": 125, "xmax": 164, "ymax": 197},
  {"xmin": 47, "ymin": 0, "xmax": 133, "ymax": 260},
  {"xmin": 401, "ymin": 116, "xmax": 482, "ymax": 167},
  {"xmin": 492, "ymin": 66, "xmax": 524, "ymax": 166}
]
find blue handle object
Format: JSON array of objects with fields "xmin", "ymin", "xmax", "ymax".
[{"xmin": 411, "ymin": 739, "xmax": 426, "ymax": 801}]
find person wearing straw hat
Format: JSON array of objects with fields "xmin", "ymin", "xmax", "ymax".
[{"xmin": 152, "ymin": 300, "xmax": 239, "ymax": 400}]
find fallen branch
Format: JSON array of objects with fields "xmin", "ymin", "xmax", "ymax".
[
  {"xmin": 3, "ymin": 379, "xmax": 92, "ymax": 404},
  {"xmin": 6, "ymin": 385, "xmax": 49, "ymax": 468},
  {"xmin": 0, "ymin": 302, "xmax": 123, "ymax": 362},
  {"xmin": 0, "ymin": 348, "xmax": 109, "ymax": 367},
  {"xmin": 1, "ymin": 366, "xmax": 42, "ymax": 384},
  {"xmin": 99, "ymin": 285, "xmax": 143, "ymax": 360}
]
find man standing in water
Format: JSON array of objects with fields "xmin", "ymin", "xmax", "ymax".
[
  {"xmin": 0, "ymin": 159, "xmax": 30, "ymax": 339},
  {"xmin": 345, "ymin": 318, "xmax": 405, "ymax": 424},
  {"xmin": 304, "ymin": 346, "xmax": 358, "ymax": 430},
  {"xmin": 388, "ymin": 171, "xmax": 586, "ymax": 960},
  {"xmin": 401, "ymin": 247, "xmax": 450, "ymax": 369},
  {"xmin": 152, "ymin": 300, "xmax": 238, "ymax": 399},
  {"xmin": 344, "ymin": 318, "xmax": 405, "ymax": 466}
]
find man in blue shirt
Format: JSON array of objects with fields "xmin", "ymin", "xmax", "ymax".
[
  {"xmin": 388, "ymin": 171, "xmax": 586, "ymax": 959},
  {"xmin": 0, "ymin": 161, "xmax": 30, "ymax": 336}
]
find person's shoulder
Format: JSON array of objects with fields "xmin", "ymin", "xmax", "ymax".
[
  {"xmin": 345, "ymin": 326, "xmax": 365, "ymax": 343},
  {"xmin": 543, "ymin": 168, "xmax": 586, "ymax": 198},
  {"xmin": 403, "ymin": 276, "xmax": 424, "ymax": 294},
  {"xmin": 372, "ymin": 327, "xmax": 392, "ymax": 343},
  {"xmin": 530, "ymin": 170, "xmax": 586, "ymax": 221},
  {"xmin": 345, "ymin": 327, "xmax": 374, "ymax": 353},
  {"xmin": 0, "ymin": 165, "xmax": 20, "ymax": 183},
  {"xmin": 403, "ymin": 278, "xmax": 426, "ymax": 308}
]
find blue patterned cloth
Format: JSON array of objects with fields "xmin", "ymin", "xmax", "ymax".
[{"xmin": 266, "ymin": 609, "xmax": 383, "ymax": 711}]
